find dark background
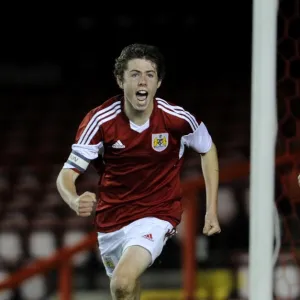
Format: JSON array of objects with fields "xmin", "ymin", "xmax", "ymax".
[{"xmin": 0, "ymin": 1, "xmax": 300, "ymax": 299}]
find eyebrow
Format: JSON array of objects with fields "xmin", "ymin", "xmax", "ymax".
[{"xmin": 129, "ymin": 69, "xmax": 156, "ymax": 73}]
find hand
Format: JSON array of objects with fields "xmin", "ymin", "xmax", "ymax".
[
  {"xmin": 73, "ymin": 191, "xmax": 96, "ymax": 217},
  {"xmin": 298, "ymin": 174, "xmax": 300, "ymax": 187},
  {"xmin": 203, "ymin": 211, "xmax": 221, "ymax": 236}
]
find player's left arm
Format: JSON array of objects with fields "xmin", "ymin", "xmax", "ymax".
[
  {"xmin": 182, "ymin": 122, "xmax": 221, "ymax": 236},
  {"xmin": 200, "ymin": 141, "xmax": 221, "ymax": 236}
]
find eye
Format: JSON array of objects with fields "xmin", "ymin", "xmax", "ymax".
[
  {"xmin": 131, "ymin": 73, "xmax": 139, "ymax": 78},
  {"xmin": 148, "ymin": 73, "xmax": 154, "ymax": 78}
]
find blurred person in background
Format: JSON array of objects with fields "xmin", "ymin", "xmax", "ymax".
[{"xmin": 56, "ymin": 43, "xmax": 220, "ymax": 300}]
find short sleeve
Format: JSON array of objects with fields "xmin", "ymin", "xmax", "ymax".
[
  {"xmin": 167, "ymin": 104, "xmax": 213, "ymax": 154},
  {"xmin": 182, "ymin": 122, "xmax": 212, "ymax": 154},
  {"xmin": 156, "ymin": 98, "xmax": 213, "ymax": 155},
  {"xmin": 63, "ymin": 108, "xmax": 104, "ymax": 173}
]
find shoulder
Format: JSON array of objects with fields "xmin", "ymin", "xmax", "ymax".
[
  {"xmin": 77, "ymin": 95, "xmax": 122, "ymax": 131},
  {"xmin": 155, "ymin": 97, "xmax": 200, "ymax": 133},
  {"xmin": 74, "ymin": 95, "xmax": 122, "ymax": 144},
  {"xmin": 89, "ymin": 95, "xmax": 122, "ymax": 117},
  {"xmin": 81, "ymin": 95, "xmax": 122, "ymax": 126}
]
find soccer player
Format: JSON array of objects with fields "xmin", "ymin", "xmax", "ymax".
[{"xmin": 56, "ymin": 43, "xmax": 221, "ymax": 300}]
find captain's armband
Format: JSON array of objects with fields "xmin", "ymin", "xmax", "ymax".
[{"xmin": 66, "ymin": 151, "xmax": 90, "ymax": 172}]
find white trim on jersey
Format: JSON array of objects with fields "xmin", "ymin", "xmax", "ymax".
[
  {"xmin": 157, "ymin": 104, "xmax": 198, "ymax": 132},
  {"xmin": 62, "ymin": 102, "xmax": 121, "ymax": 172},
  {"xmin": 72, "ymin": 142, "xmax": 104, "ymax": 160},
  {"xmin": 156, "ymin": 98, "xmax": 199, "ymax": 132},
  {"xmin": 182, "ymin": 122, "xmax": 212, "ymax": 155},
  {"xmin": 86, "ymin": 109, "xmax": 121, "ymax": 145},
  {"xmin": 155, "ymin": 98, "xmax": 212, "ymax": 157},
  {"xmin": 78, "ymin": 101, "xmax": 121, "ymax": 145}
]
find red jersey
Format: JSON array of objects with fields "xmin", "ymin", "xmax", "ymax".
[{"xmin": 64, "ymin": 95, "xmax": 212, "ymax": 232}]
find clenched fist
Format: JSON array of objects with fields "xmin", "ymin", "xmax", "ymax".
[
  {"xmin": 203, "ymin": 211, "xmax": 221, "ymax": 236},
  {"xmin": 72, "ymin": 192, "xmax": 96, "ymax": 217}
]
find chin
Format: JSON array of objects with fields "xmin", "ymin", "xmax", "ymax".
[
  {"xmin": 134, "ymin": 105, "xmax": 147, "ymax": 112},
  {"xmin": 134, "ymin": 101, "xmax": 150, "ymax": 111}
]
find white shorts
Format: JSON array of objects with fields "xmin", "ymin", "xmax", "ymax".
[{"xmin": 97, "ymin": 217, "xmax": 175, "ymax": 277}]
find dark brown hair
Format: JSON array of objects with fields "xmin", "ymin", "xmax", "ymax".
[{"xmin": 114, "ymin": 43, "xmax": 166, "ymax": 83}]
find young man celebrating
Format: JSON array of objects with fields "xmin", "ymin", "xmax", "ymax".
[{"xmin": 56, "ymin": 43, "xmax": 221, "ymax": 300}]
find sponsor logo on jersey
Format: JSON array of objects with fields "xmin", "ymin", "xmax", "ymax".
[
  {"xmin": 112, "ymin": 140, "xmax": 125, "ymax": 149},
  {"xmin": 152, "ymin": 133, "xmax": 168, "ymax": 152},
  {"xmin": 142, "ymin": 233, "xmax": 154, "ymax": 241}
]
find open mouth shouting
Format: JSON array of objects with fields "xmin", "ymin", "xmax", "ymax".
[{"xmin": 136, "ymin": 90, "xmax": 148, "ymax": 103}]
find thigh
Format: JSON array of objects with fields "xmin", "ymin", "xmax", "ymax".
[
  {"xmin": 123, "ymin": 217, "xmax": 174, "ymax": 266},
  {"xmin": 97, "ymin": 229, "xmax": 124, "ymax": 277},
  {"xmin": 113, "ymin": 245, "xmax": 152, "ymax": 281},
  {"xmin": 98, "ymin": 217, "xmax": 175, "ymax": 278}
]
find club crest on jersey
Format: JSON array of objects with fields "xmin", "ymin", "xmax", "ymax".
[{"xmin": 152, "ymin": 133, "xmax": 168, "ymax": 152}]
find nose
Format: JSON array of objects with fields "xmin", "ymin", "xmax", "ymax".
[{"xmin": 138, "ymin": 74, "xmax": 147, "ymax": 85}]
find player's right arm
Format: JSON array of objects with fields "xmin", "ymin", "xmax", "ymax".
[
  {"xmin": 56, "ymin": 107, "xmax": 105, "ymax": 217},
  {"xmin": 56, "ymin": 169, "xmax": 96, "ymax": 217}
]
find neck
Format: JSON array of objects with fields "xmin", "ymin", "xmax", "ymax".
[{"xmin": 124, "ymin": 99, "xmax": 153, "ymax": 125}]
